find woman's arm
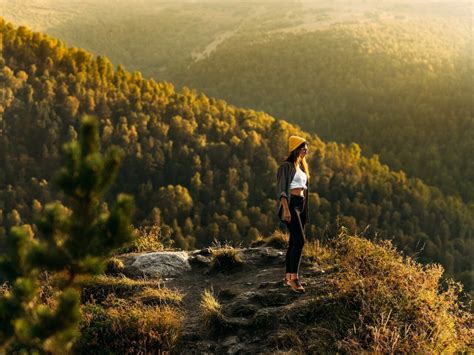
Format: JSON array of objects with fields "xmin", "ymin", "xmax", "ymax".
[
  {"xmin": 276, "ymin": 162, "xmax": 290, "ymax": 201},
  {"xmin": 277, "ymin": 163, "xmax": 291, "ymax": 222},
  {"xmin": 281, "ymin": 196, "xmax": 291, "ymax": 222}
]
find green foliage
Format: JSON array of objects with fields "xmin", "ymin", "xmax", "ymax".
[
  {"xmin": 0, "ymin": 115, "xmax": 135, "ymax": 352},
  {"xmin": 28, "ymin": 115, "xmax": 135, "ymax": 274},
  {"xmin": 0, "ymin": 19, "xmax": 472, "ymax": 293},
  {"xmin": 177, "ymin": 20, "xmax": 474, "ymax": 202}
]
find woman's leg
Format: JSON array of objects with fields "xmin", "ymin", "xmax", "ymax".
[
  {"xmin": 286, "ymin": 207, "xmax": 305, "ymax": 275},
  {"xmin": 286, "ymin": 207, "xmax": 306, "ymax": 292},
  {"xmin": 285, "ymin": 220, "xmax": 294, "ymax": 274},
  {"xmin": 291, "ymin": 212, "xmax": 305, "ymax": 275}
]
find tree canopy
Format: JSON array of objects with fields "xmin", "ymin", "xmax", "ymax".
[{"xmin": 0, "ymin": 19, "xmax": 472, "ymax": 290}]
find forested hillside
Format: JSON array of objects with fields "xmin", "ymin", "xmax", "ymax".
[
  {"xmin": 0, "ymin": 0, "xmax": 257, "ymax": 79},
  {"xmin": 4, "ymin": 1, "xmax": 471, "ymax": 87},
  {"xmin": 0, "ymin": 19, "xmax": 472, "ymax": 290},
  {"xmin": 3, "ymin": 1, "xmax": 472, "ymax": 202},
  {"xmin": 176, "ymin": 20, "xmax": 474, "ymax": 202}
]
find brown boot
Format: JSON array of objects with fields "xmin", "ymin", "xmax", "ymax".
[
  {"xmin": 297, "ymin": 275, "xmax": 307, "ymax": 286},
  {"xmin": 287, "ymin": 278, "xmax": 305, "ymax": 293},
  {"xmin": 283, "ymin": 277, "xmax": 307, "ymax": 287}
]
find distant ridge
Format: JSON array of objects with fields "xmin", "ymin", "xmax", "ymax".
[{"xmin": 0, "ymin": 18, "xmax": 472, "ymax": 292}]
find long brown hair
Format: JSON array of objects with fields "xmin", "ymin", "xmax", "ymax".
[{"xmin": 286, "ymin": 142, "xmax": 310, "ymax": 178}]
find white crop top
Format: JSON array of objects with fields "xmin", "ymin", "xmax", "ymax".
[{"xmin": 289, "ymin": 166, "xmax": 307, "ymax": 189}]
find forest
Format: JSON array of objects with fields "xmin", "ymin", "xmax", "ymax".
[
  {"xmin": 3, "ymin": 2, "xmax": 472, "ymax": 202},
  {"xmin": 176, "ymin": 20, "xmax": 474, "ymax": 202},
  {"xmin": 0, "ymin": 19, "xmax": 472, "ymax": 292}
]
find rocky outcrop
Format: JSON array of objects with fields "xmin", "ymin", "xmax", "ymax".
[
  {"xmin": 118, "ymin": 246, "xmax": 328, "ymax": 354},
  {"xmin": 97, "ymin": 239, "xmax": 473, "ymax": 354},
  {"xmin": 115, "ymin": 246, "xmax": 334, "ymax": 354},
  {"xmin": 119, "ymin": 251, "xmax": 192, "ymax": 278}
]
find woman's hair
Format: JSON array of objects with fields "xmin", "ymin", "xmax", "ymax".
[{"xmin": 285, "ymin": 142, "xmax": 310, "ymax": 178}]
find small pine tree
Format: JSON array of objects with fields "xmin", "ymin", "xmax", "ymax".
[{"xmin": 0, "ymin": 115, "xmax": 135, "ymax": 352}]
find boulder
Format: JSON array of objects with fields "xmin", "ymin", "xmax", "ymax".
[{"xmin": 124, "ymin": 251, "xmax": 191, "ymax": 278}]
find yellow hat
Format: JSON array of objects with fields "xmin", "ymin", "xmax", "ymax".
[{"xmin": 288, "ymin": 135, "xmax": 306, "ymax": 154}]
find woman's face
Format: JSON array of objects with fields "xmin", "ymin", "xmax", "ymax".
[{"xmin": 299, "ymin": 144, "xmax": 309, "ymax": 159}]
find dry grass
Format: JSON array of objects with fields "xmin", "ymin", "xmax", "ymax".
[
  {"xmin": 250, "ymin": 230, "xmax": 289, "ymax": 249},
  {"xmin": 331, "ymin": 234, "xmax": 473, "ymax": 353},
  {"xmin": 77, "ymin": 298, "xmax": 183, "ymax": 353},
  {"xmin": 302, "ymin": 238, "xmax": 335, "ymax": 268},
  {"xmin": 249, "ymin": 235, "xmax": 266, "ymax": 247},
  {"xmin": 105, "ymin": 257, "xmax": 125, "ymax": 275},
  {"xmin": 115, "ymin": 225, "xmax": 173, "ymax": 254},
  {"xmin": 270, "ymin": 328, "xmax": 305, "ymax": 353},
  {"xmin": 135, "ymin": 287, "xmax": 183, "ymax": 306},
  {"xmin": 209, "ymin": 244, "xmax": 243, "ymax": 273},
  {"xmin": 264, "ymin": 233, "xmax": 473, "ymax": 353},
  {"xmin": 76, "ymin": 273, "xmax": 184, "ymax": 353},
  {"xmin": 251, "ymin": 230, "xmax": 334, "ymax": 268},
  {"xmin": 200, "ymin": 288, "xmax": 224, "ymax": 332},
  {"xmin": 78, "ymin": 275, "xmax": 182, "ymax": 306}
]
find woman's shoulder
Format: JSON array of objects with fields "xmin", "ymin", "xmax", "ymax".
[
  {"xmin": 277, "ymin": 161, "xmax": 296, "ymax": 176},
  {"xmin": 279, "ymin": 160, "xmax": 293, "ymax": 168}
]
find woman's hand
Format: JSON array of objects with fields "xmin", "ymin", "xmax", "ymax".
[{"xmin": 282, "ymin": 208, "xmax": 291, "ymax": 222}]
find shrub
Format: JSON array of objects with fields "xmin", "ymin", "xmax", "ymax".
[
  {"xmin": 332, "ymin": 234, "xmax": 473, "ymax": 353},
  {"xmin": 0, "ymin": 115, "xmax": 135, "ymax": 353},
  {"xmin": 116, "ymin": 224, "xmax": 174, "ymax": 254}
]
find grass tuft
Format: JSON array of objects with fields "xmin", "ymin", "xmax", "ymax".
[
  {"xmin": 249, "ymin": 236, "xmax": 266, "ymax": 247},
  {"xmin": 0, "ymin": 282, "xmax": 9, "ymax": 297},
  {"xmin": 200, "ymin": 288, "xmax": 224, "ymax": 332},
  {"xmin": 105, "ymin": 257, "xmax": 125, "ymax": 275},
  {"xmin": 209, "ymin": 245, "xmax": 243, "ymax": 273},
  {"xmin": 115, "ymin": 224, "xmax": 174, "ymax": 254},
  {"xmin": 250, "ymin": 230, "xmax": 289, "ymax": 249},
  {"xmin": 135, "ymin": 287, "xmax": 183, "ymax": 306}
]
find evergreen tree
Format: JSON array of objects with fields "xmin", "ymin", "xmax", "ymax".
[{"xmin": 0, "ymin": 115, "xmax": 135, "ymax": 352}]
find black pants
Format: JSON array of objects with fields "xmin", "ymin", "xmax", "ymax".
[{"xmin": 284, "ymin": 195, "xmax": 306, "ymax": 273}]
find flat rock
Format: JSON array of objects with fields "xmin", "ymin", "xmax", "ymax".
[
  {"xmin": 126, "ymin": 251, "xmax": 191, "ymax": 278},
  {"xmin": 189, "ymin": 254, "xmax": 212, "ymax": 267}
]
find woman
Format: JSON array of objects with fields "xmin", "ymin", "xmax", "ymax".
[{"xmin": 276, "ymin": 135, "xmax": 310, "ymax": 293}]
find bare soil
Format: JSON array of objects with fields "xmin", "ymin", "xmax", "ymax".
[{"xmin": 164, "ymin": 247, "xmax": 338, "ymax": 354}]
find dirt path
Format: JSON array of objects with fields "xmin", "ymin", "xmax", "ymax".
[{"xmin": 164, "ymin": 247, "xmax": 334, "ymax": 354}]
